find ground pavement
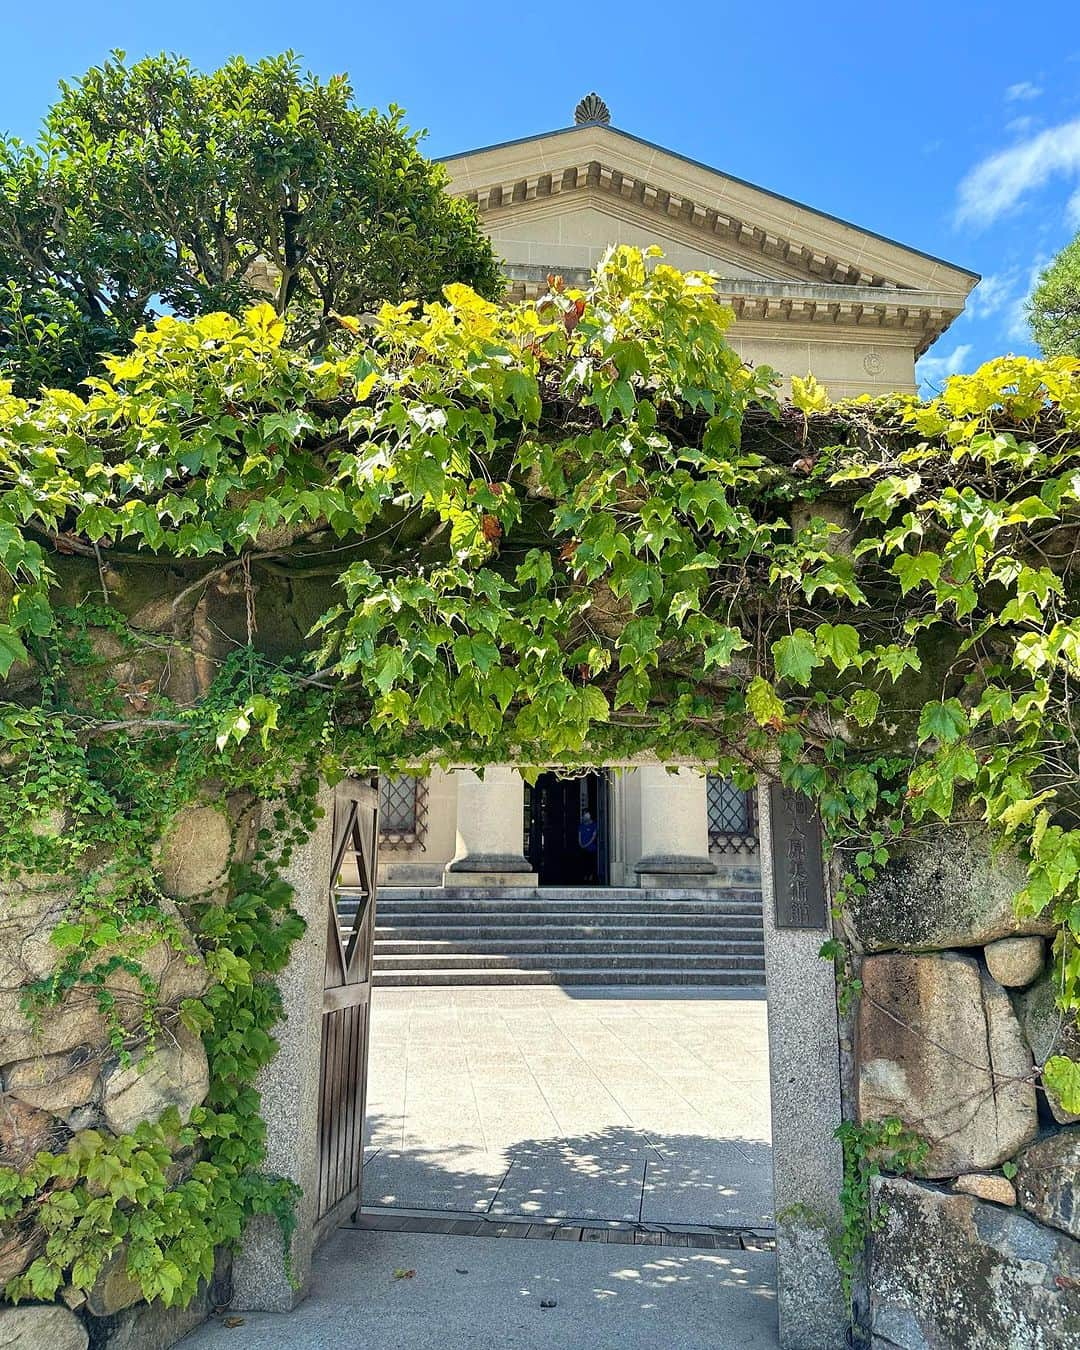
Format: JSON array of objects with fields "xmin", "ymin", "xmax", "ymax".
[
  {"xmin": 363, "ymin": 985, "xmax": 773, "ymax": 1228},
  {"xmin": 180, "ymin": 1227, "xmax": 780, "ymax": 1350}
]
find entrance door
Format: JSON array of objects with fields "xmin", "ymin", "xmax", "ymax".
[
  {"xmin": 315, "ymin": 777, "xmax": 379, "ymax": 1241},
  {"xmin": 526, "ymin": 771, "xmax": 609, "ymax": 885}
]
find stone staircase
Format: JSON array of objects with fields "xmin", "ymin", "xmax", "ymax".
[{"xmin": 346, "ymin": 886, "xmax": 766, "ymax": 988}]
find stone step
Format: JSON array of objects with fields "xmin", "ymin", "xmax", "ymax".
[
  {"xmin": 373, "ymin": 967, "xmax": 767, "ymax": 988},
  {"xmin": 373, "ymin": 923, "xmax": 764, "ymax": 943},
  {"xmin": 373, "ymin": 951, "xmax": 767, "ymax": 973},
  {"xmin": 354, "ymin": 900, "xmax": 763, "ymax": 921},
  {"xmin": 363, "ymin": 887, "xmax": 765, "ymax": 988},
  {"xmin": 374, "ymin": 936, "xmax": 765, "ymax": 957},
  {"xmin": 364, "ymin": 916, "xmax": 764, "ymax": 935},
  {"xmin": 372, "ymin": 886, "xmax": 761, "ymax": 903},
  {"xmin": 364, "ymin": 915, "xmax": 762, "ymax": 933}
]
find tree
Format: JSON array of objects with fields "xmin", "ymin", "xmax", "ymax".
[
  {"xmin": 0, "ymin": 51, "xmax": 501, "ymax": 392},
  {"xmin": 1028, "ymin": 233, "xmax": 1080, "ymax": 358}
]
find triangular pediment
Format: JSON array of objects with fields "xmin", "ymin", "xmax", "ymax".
[
  {"xmin": 485, "ymin": 193, "xmax": 809, "ymax": 283},
  {"xmin": 441, "ymin": 124, "xmax": 978, "ymax": 298}
]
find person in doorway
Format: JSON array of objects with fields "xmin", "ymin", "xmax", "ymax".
[{"xmin": 578, "ymin": 808, "xmax": 599, "ymax": 883}]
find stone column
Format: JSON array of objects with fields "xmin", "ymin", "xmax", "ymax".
[
  {"xmin": 634, "ymin": 765, "xmax": 718, "ymax": 887},
  {"xmin": 756, "ymin": 781, "xmax": 847, "ymax": 1349},
  {"xmin": 231, "ymin": 783, "xmax": 334, "ymax": 1311},
  {"xmin": 444, "ymin": 766, "xmax": 538, "ymax": 887}
]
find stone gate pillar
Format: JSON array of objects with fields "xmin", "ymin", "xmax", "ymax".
[
  {"xmin": 757, "ymin": 781, "xmax": 847, "ymax": 1348},
  {"xmin": 444, "ymin": 767, "xmax": 538, "ymax": 887},
  {"xmin": 231, "ymin": 783, "xmax": 335, "ymax": 1311},
  {"xmin": 634, "ymin": 765, "xmax": 718, "ymax": 887}
]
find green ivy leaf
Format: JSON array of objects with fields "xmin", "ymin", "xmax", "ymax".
[
  {"xmin": 746, "ymin": 676, "xmax": 787, "ymax": 726},
  {"xmin": 847, "ymin": 689, "xmax": 881, "ymax": 727},
  {"xmin": 1043, "ymin": 1055, "xmax": 1080, "ymax": 1115},
  {"xmin": 996, "ymin": 791, "xmax": 1056, "ymax": 835},
  {"xmin": 668, "ymin": 590, "xmax": 700, "ymax": 623},
  {"xmin": 917, "ymin": 699, "xmax": 968, "ymax": 745},
  {"xmin": 871, "ymin": 644, "xmax": 922, "ymax": 682},
  {"xmin": 773, "ymin": 629, "xmax": 821, "ymax": 687},
  {"xmin": 516, "ymin": 549, "xmax": 553, "ymax": 591},
  {"xmin": 403, "ymin": 451, "xmax": 445, "ymax": 501},
  {"xmin": 373, "ymin": 647, "xmax": 404, "ymax": 693},
  {"xmin": 0, "ymin": 625, "xmax": 28, "ymax": 677},
  {"xmin": 703, "ymin": 627, "xmax": 748, "ymax": 670},
  {"xmin": 976, "ymin": 686, "xmax": 1014, "ymax": 726},
  {"xmin": 453, "ymin": 635, "xmax": 500, "ymax": 675},
  {"xmin": 893, "ymin": 552, "xmax": 942, "ymax": 595},
  {"xmin": 614, "ymin": 669, "xmax": 650, "ymax": 711},
  {"xmin": 816, "ymin": 623, "xmax": 861, "ymax": 673}
]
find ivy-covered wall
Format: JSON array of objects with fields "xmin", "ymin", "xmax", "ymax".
[
  {"xmin": 0, "ymin": 596, "xmax": 323, "ymax": 1347},
  {"xmin": 0, "ymin": 249, "xmax": 1078, "ymax": 1347}
]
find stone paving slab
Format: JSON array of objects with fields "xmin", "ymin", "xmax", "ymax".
[
  {"xmin": 642, "ymin": 1147, "xmax": 774, "ymax": 1228},
  {"xmin": 362, "ymin": 1148, "xmax": 511, "ymax": 1212},
  {"xmin": 489, "ymin": 1137, "xmax": 649, "ymax": 1221},
  {"xmin": 177, "ymin": 1227, "xmax": 780, "ymax": 1350}
]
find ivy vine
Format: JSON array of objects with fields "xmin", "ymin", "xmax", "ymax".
[
  {"xmin": 834, "ymin": 1119, "xmax": 928, "ymax": 1314},
  {"xmin": 1, "ymin": 246, "xmax": 1079, "ymax": 1310}
]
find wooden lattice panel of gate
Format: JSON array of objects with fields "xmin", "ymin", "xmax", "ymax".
[{"xmin": 315, "ymin": 777, "xmax": 379, "ymax": 1240}]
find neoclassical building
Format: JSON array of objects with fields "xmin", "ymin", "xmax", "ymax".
[{"xmin": 376, "ymin": 96, "xmax": 978, "ymax": 893}]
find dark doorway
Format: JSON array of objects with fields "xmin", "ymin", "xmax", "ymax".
[{"xmin": 525, "ymin": 771, "xmax": 610, "ymax": 885}]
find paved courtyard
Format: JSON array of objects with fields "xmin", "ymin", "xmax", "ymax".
[{"xmin": 363, "ymin": 986, "xmax": 773, "ymax": 1229}]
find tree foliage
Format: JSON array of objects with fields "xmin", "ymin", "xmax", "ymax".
[
  {"xmin": 0, "ymin": 51, "xmax": 501, "ymax": 393},
  {"xmin": 1029, "ymin": 233, "xmax": 1080, "ymax": 358},
  {"xmin": 3, "ymin": 246, "xmax": 1080, "ymax": 1305}
]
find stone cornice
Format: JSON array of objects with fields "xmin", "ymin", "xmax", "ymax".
[
  {"xmin": 501, "ymin": 265, "xmax": 961, "ymax": 355},
  {"xmin": 443, "ymin": 126, "xmax": 978, "ymax": 299},
  {"xmin": 464, "ymin": 160, "xmax": 894, "ymax": 287}
]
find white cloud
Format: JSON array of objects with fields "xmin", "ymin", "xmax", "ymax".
[
  {"xmin": 957, "ymin": 261, "xmax": 1051, "ymax": 347},
  {"xmin": 916, "ymin": 343, "xmax": 974, "ymax": 395},
  {"xmin": 1006, "ymin": 295, "xmax": 1033, "ymax": 344},
  {"xmin": 1005, "ymin": 255, "xmax": 1051, "ymax": 345},
  {"xmin": 1006, "ymin": 115, "xmax": 1037, "ymax": 136},
  {"xmin": 1005, "ymin": 81, "xmax": 1043, "ymax": 102},
  {"xmin": 955, "ymin": 118, "xmax": 1080, "ymax": 227},
  {"xmin": 966, "ymin": 271, "xmax": 1018, "ymax": 320},
  {"xmin": 1069, "ymin": 186, "xmax": 1080, "ymax": 228}
]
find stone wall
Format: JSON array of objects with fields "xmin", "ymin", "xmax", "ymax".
[
  {"xmin": 0, "ymin": 790, "xmax": 247, "ymax": 1347},
  {"xmin": 0, "ymin": 1254, "xmax": 231, "ymax": 1350},
  {"xmin": 846, "ymin": 825, "xmax": 1080, "ymax": 1348}
]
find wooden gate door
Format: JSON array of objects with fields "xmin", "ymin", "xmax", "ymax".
[{"xmin": 315, "ymin": 776, "xmax": 379, "ymax": 1242}]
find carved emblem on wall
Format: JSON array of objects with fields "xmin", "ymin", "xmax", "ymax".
[{"xmin": 863, "ymin": 351, "xmax": 884, "ymax": 376}]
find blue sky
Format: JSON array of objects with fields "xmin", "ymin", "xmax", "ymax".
[{"xmin": 2, "ymin": 1, "xmax": 1079, "ymax": 393}]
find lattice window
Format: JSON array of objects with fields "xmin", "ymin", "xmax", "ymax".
[
  {"xmin": 707, "ymin": 776, "xmax": 757, "ymax": 853},
  {"xmin": 377, "ymin": 774, "xmax": 428, "ymax": 849}
]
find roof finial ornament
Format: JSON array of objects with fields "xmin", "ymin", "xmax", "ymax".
[{"xmin": 574, "ymin": 93, "xmax": 610, "ymax": 126}]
